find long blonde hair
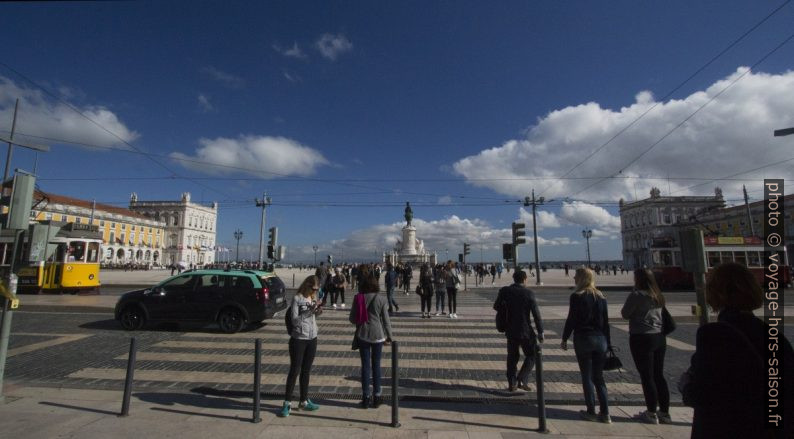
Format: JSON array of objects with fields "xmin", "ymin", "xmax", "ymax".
[
  {"xmin": 297, "ymin": 275, "xmax": 319, "ymax": 301},
  {"xmin": 574, "ymin": 267, "xmax": 604, "ymax": 298}
]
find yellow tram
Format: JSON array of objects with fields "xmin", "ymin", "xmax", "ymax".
[{"xmin": 5, "ymin": 222, "xmax": 103, "ymax": 294}]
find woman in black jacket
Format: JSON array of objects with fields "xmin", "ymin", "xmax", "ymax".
[
  {"xmin": 684, "ymin": 262, "xmax": 794, "ymax": 438},
  {"xmin": 561, "ymin": 267, "xmax": 611, "ymax": 424}
]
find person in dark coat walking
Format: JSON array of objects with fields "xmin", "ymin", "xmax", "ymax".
[
  {"xmin": 493, "ymin": 270, "xmax": 544, "ymax": 391},
  {"xmin": 682, "ymin": 262, "xmax": 794, "ymax": 439}
]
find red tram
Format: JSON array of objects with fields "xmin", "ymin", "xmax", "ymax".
[{"xmin": 648, "ymin": 236, "xmax": 790, "ymax": 290}]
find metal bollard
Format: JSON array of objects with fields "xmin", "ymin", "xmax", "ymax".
[
  {"xmin": 535, "ymin": 343, "xmax": 549, "ymax": 433},
  {"xmin": 119, "ymin": 337, "xmax": 137, "ymax": 417},
  {"xmin": 293, "ymin": 273, "xmax": 295, "ymax": 288},
  {"xmin": 252, "ymin": 339, "xmax": 262, "ymax": 423},
  {"xmin": 391, "ymin": 341, "xmax": 400, "ymax": 428}
]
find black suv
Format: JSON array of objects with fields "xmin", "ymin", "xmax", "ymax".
[{"xmin": 114, "ymin": 269, "xmax": 288, "ymax": 333}]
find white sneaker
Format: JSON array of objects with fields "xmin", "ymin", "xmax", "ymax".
[
  {"xmin": 435, "ymin": 312, "xmax": 441, "ymax": 316},
  {"xmin": 453, "ymin": 313, "xmax": 459, "ymax": 318},
  {"xmin": 341, "ymin": 303, "xmax": 346, "ymax": 308},
  {"xmin": 332, "ymin": 304, "xmax": 337, "ymax": 309},
  {"xmin": 449, "ymin": 313, "xmax": 454, "ymax": 319}
]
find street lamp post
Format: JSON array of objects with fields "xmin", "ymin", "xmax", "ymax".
[
  {"xmin": 233, "ymin": 229, "xmax": 243, "ymax": 262},
  {"xmin": 582, "ymin": 229, "xmax": 592, "ymax": 268},
  {"xmin": 313, "ymin": 245, "xmax": 319, "ymax": 267}
]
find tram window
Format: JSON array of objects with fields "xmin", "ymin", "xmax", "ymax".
[
  {"xmin": 69, "ymin": 241, "xmax": 86, "ymax": 262},
  {"xmin": 707, "ymin": 251, "xmax": 721, "ymax": 268},
  {"xmin": 87, "ymin": 242, "xmax": 100, "ymax": 263},
  {"xmin": 734, "ymin": 251, "xmax": 747, "ymax": 267},
  {"xmin": 748, "ymin": 251, "xmax": 761, "ymax": 267},
  {"xmin": 56, "ymin": 244, "xmax": 67, "ymax": 262},
  {"xmin": 720, "ymin": 251, "xmax": 733, "ymax": 263}
]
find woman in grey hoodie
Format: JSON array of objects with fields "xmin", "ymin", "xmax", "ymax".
[
  {"xmin": 621, "ymin": 269, "xmax": 671, "ymax": 425},
  {"xmin": 349, "ymin": 271, "xmax": 393, "ymax": 409},
  {"xmin": 279, "ymin": 275, "xmax": 322, "ymax": 417}
]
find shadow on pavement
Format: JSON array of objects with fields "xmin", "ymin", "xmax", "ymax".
[
  {"xmin": 150, "ymin": 407, "xmax": 250, "ymax": 422},
  {"xmin": 39, "ymin": 401, "xmax": 119, "ymax": 416},
  {"xmin": 78, "ymin": 319, "xmax": 266, "ymax": 334}
]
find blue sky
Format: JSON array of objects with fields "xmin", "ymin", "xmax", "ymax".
[{"xmin": 1, "ymin": 1, "xmax": 793, "ymax": 263}]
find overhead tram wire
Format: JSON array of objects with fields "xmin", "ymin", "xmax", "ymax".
[
  {"xmin": 7, "ymin": 129, "xmax": 778, "ymax": 188},
  {"xmin": 535, "ymin": 0, "xmax": 793, "ymax": 200},
  {"xmin": 669, "ymin": 155, "xmax": 794, "ymax": 196},
  {"xmin": 0, "ymin": 62, "xmax": 233, "ymax": 200},
  {"xmin": 0, "ymin": 129, "xmax": 518, "ymax": 202},
  {"xmin": 563, "ymin": 29, "xmax": 794, "ymax": 200}
]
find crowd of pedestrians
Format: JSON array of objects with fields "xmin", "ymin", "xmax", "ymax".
[{"xmin": 277, "ymin": 259, "xmax": 793, "ymax": 437}]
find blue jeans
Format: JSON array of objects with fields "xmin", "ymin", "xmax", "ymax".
[
  {"xmin": 435, "ymin": 289, "xmax": 446, "ymax": 312},
  {"xmin": 359, "ymin": 340, "xmax": 383, "ymax": 398},
  {"xmin": 573, "ymin": 334, "xmax": 609, "ymax": 415},
  {"xmin": 386, "ymin": 287, "xmax": 398, "ymax": 312}
]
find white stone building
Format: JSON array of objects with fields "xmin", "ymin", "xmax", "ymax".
[
  {"xmin": 619, "ymin": 187, "xmax": 725, "ymax": 269},
  {"xmin": 129, "ymin": 192, "xmax": 218, "ymax": 267}
]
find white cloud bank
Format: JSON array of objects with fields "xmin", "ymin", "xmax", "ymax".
[
  {"xmin": 0, "ymin": 76, "xmax": 138, "ymax": 148},
  {"xmin": 316, "ymin": 33, "xmax": 353, "ymax": 61},
  {"xmin": 170, "ymin": 135, "xmax": 329, "ymax": 177},
  {"xmin": 452, "ymin": 68, "xmax": 794, "ymax": 202},
  {"xmin": 286, "ymin": 215, "xmax": 577, "ymax": 262}
]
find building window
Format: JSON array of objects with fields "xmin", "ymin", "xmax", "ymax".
[
  {"xmin": 100, "ymin": 220, "xmax": 105, "ymax": 226},
  {"xmin": 111, "ymin": 222, "xmax": 116, "ymax": 228},
  {"xmin": 76, "ymin": 217, "xmax": 82, "ymax": 224},
  {"xmin": 45, "ymin": 212, "xmax": 53, "ymax": 220},
  {"xmin": 109, "ymin": 231, "xmax": 115, "ymax": 244}
]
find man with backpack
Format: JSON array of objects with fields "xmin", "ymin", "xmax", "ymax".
[{"xmin": 493, "ymin": 270, "xmax": 544, "ymax": 392}]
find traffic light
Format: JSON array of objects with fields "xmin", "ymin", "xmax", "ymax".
[
  {"xmin": 502, "ymin": 243, "xmax": 513, "ymax": 260},
  {"xmin": 463, "ymin": 243, "xmax": 471, "ymax": 256},
  {"xmin": 458, "ymin": 253, "xmax": 463, "ymax": 263},
  {"xmin": 512, "ymin": 222, "xmax": 526, "ymax": 245},
  {"xmin": 267, "ymin": 245, "xmax": 275, "ymax": 260},
  {"xmin": 268, "ymin": 227, "xmax": 278, "ymax": 247}
]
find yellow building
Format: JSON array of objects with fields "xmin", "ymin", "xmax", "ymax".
[{"xmin": 31, "ymin": 190, "xmax": 167, "ymax": 266}]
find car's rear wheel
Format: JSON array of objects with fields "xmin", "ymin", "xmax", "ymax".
[
  {"xmin": 120, "ymin": 306, "xmax": 145, "ymax": 330},
  {"xmin": 218, "ymin": 307, "xmax": 245, "ymax": 334}
]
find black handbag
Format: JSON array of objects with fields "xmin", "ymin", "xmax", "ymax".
[
  {"xmin": 603, "ymin": 347, "xmax": 623, "ymax": 371},
  {"xmin": 351, "ymin": 333, "xmax": 360, "ymax": 351},
  {"xmin": 661, "ymin": 306, "xmax": 676, "ymax": 335}
]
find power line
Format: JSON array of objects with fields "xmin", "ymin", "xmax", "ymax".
[
  {"xmin": 0, "ymin": 61, "xmax": 233, "ymax": 200},
  {"xmin": 537, "ymin": 0, "xmax": 793, "ymax": 199},
  {"xmin": 566, "ymin": 29, "xmax": 794, "ymax": 199}
]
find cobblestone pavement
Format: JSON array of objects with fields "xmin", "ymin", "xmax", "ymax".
[{"xmin": 6, "ymin": 288, "xmax": 794, "ymax": 407}]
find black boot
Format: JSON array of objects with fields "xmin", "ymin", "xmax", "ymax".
[
  {"xmin": 359, "ymin": 395, "xmax": 371, "ymax": 409},
  {"xmin": 371, "ymin": 394, "xmax": 381, "ymax": 408}
]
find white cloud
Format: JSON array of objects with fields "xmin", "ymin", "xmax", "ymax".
[
  {"xmin": 437, "ymin": 195, "xmax": 452, "ymax": 205},
  {"xmin": 316, "ymin": 33, "xmax": 353, "ymax": 61},
  {"xmin": 273, "ymin": 42, "xmax": 307, "ymax": 59},
  {"xmin": 0, "ymin": 76, "xmax": 138, "ymax": 148},
  {"xmin": 285, "ymin": 215, "xmax": 578, "ymax": 261},
  {"xmin": 559, "ymin": 201, "xmax": 621, "ymax": 235},
  {"xmin": 201, "ymin": 66, "xmax": 246, "ymax": 89},
  {"xmin": 170, "ymin": 135, "xmax": 329, "ymax": 177},
  {"xmin": 452, "ymin": 68, "xmax": 794, "ymax": 202},
  {"xmin": 197, "ymin": 94, "xmax": 213, "ymax": 112},
  {"xmin": 283, "ymin": 71, "xmax": 301, "ymax": 83},
  {"xmin": 518, "ymin": 207, "xmax": 561, "ymax": 230}
]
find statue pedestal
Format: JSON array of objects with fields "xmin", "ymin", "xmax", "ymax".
[{"xmin": 400, "ymin": 226, "xmax": 417, "ymax": 256}]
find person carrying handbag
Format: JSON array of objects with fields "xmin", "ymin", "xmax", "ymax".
[
  {"xmin": 561, "ymin": 267, "xmax": 612, "ymax": 424},
  {"xmin": 621, "ymin": 269, "xmax": 672, "ymax": 425},
  {"xmin": 349, "ymin": 272, "xmax": 393, "ymax": 409},
  {"xmin": 418, "ymin": 263, "xmax": 434, "ymax": 318}
]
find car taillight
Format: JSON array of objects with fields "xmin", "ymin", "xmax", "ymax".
[{"xmin": 259, "ymin": 287, "xmax": 270, "ymax": 303}]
